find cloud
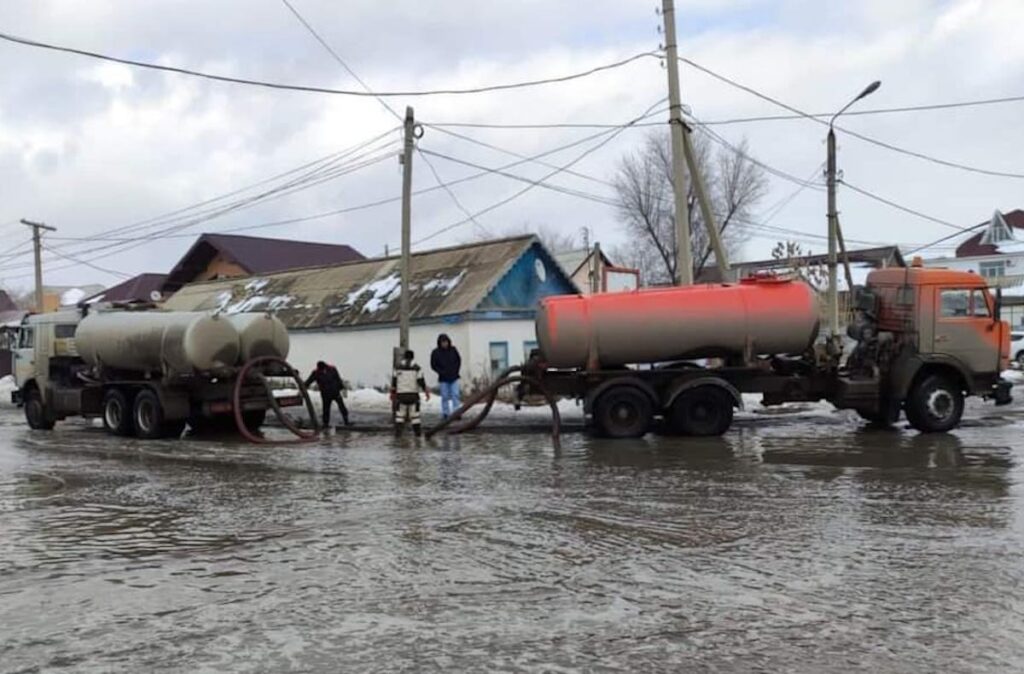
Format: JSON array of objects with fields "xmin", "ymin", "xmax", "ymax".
[{"xmin": 0, "ymin": 0, "xmax": 1021, "ymax": 290}]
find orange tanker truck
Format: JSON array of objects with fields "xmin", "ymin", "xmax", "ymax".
[{"xmin": 520, "ymin": 261, "xmax": 1013, "ymax": 438}]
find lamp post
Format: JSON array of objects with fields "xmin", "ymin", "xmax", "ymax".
[{"xmin": 827, "ymin": 80, "xmax": 881, "ymax": 338}]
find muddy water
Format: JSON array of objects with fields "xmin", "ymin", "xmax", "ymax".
[{"xmin": 2, "ymin": 401, "xmax": 1024, "ymax": 673}]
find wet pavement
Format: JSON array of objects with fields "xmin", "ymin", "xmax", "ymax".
[{"xmin": 2, "ymin": 400, "xmax": 1024, "ymax": 673}]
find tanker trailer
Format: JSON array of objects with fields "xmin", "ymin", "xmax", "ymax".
[{"xmin": 16, "ymin": 309, "xmax": 307, "ymax": 439}]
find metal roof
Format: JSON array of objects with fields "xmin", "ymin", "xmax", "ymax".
[
  {"xmin": 84, "ymin": 273, "xmax": 168, "ymax": 304},
  {"xmin": 163, "ymin": 233, "xmax": 365, "ymax": 290},
  {"xmin": 163, "ymin": 235, "xmax": 557, "ymax": 329}
]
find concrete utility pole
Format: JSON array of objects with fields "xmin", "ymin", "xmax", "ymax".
[
  {"xmin": 660, "ymin": 0, "xmax": 693, "ymax": 286},
  {"xmin": 398, "ymin": 106, "xmax": 416, "ymax": 358},
  {"xmin": 20, "ymin": 219, "xmax": 56, "ymax": 313},
  {"xmin": 681, "ymin": 134, "xmax": 730, "ymax": 278},
  {"xmin": 827, "ymin": 80, "xmax": 880, "ymax": 336}
]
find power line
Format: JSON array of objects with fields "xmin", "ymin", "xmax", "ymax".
[
  {"xmin": 0, "ymin": 31, "xmax": 656, "ymax": 98},
  {"xmin": 841, "ymin": 181, "xmax": 968, "ymax": 232},
  {"xmin": 695, "ymin": 124, "xmax": 823, "ymax": 190},
  {"xmin": 428, "ymin": 94, "xmax": 1024, "ymax": 129},
  {"xmin": 679, "ymin": 56, "xmax": 1024, "ymax": 180},
  {"xmin": 412, "ymin": 98, "xmax": 668, "ymax": 246},
  {"xmin": 905, "ymin": 222, "xmax": 988, "ymax": 256},
  {"xmin": 41, "ymin": 244, "xmax": 131, "ymax": 279},
  {"xmin": 279, "ymin": 0, "xmax": 497, "ymax": 237}
]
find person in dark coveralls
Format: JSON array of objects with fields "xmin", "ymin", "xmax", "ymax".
[
  {"xmin": 391, "ymin": 350, "xmax": 430, "ymax": 436},
  {"xmin": 304, "ymin": 361, "xmax": 351, "ymax": 429},
  {"xmin": 430, "ymin": 333, "xmax": 462, "ymax": 419}
]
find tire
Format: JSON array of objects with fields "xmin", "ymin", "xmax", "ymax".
[
  {"xmin": 133, "ymin": 389, "xmax": 167, "ymax": 440},
  {"xmin": 594, "ymin": 386, "xmax": 653, "ymax": 439},
  {"xmin": 669, "ymin": 386, "xmax": 734, "ymax": 436},
  {"xmin": 1016, "ymin": 351, "xmax": 1024, "ymax": 366},
  {"xmin": 24, "ymin": 387, "xmax": 55, "ymax": 430},
  {"xmin": 242, "ymin": 410, "xmax": 267, "ymax": 433},
  {"xmin": 103, "ymin": 389, "xmax": 134, "ymax": 437},
  {"xmin": 905, "ymin": 374, "xmax": 964, "ymax": 433}
]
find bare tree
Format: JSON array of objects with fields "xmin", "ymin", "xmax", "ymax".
[
  {"xmin": 770, "ymin": 241, "xmax": 828, "ymax": 290},
  {"xmin": 467, "ymin": 222, "xmax": 578, "ymax": 254},
  {"xmin": 611, "ymin": 130, "xmax": 768, "ymax": 285}
]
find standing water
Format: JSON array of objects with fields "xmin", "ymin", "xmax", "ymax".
[{"xmin": 2, "ymin": 397, "xmax": 1024, "ymax": 672}]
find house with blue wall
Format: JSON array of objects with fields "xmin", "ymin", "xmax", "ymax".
[{"xmin": 163, "ymin": 235, "xmax": 579, "ymax": 388}]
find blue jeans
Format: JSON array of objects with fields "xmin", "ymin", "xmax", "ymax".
[{"xmin": 439, "ymin": 380, "xmax": 461, "ymax": 418}]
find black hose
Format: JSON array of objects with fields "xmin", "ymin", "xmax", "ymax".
[
  {"xmin": 425, "ymin": 369, "xmax": 562, "ymax": 450},
  {"xmin": 233, "ymin": 356, "xmax": 319, "ymax": 444}
]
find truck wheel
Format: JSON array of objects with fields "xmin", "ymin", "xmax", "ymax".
[
  {"xmin": 594, "ymin": 387, "xmax": 652, "ymax": 439},
  {"xmin": 1016, "ymin": 350, "xmax": 1024, "ymax": 366},
  {"xmin": 670, "ymin": 387, "xmax": 734, "ymax": 436},
  {"xmin": 133, "ymin": 389, "xmax": 167, "ymax": 440},
  {"xmin": 24, "ymin": 387, "xmax": 55, "ymax": 430},
  {"xmin": 103, "ymin": 389, "xmax": 134, "ymax": 437},
  {"xmin": 905, "ymin": 375, "xmax": 964, "ymax": 433}
]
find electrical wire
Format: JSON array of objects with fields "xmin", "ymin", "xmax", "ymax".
[
  {"xmin": 428, "ymin": 95, "xmax": 1024, "ymax": 129},
  {"xmin": 411, "ymin": 98, "xmax": 668, "ymax": 246},
  {"xmin": 695, "ymin": 124, "xmax": 823, "ymax": 190},
  {"xmin": 279, "ymin": 0, "xmax": 492, "ymax": 234},
  {"xmin": 0, "ymin": 30, "xmax": 656, "ymax": 98},
  {"xmin": 41, "ymin": 245, "xmax": 131, "ymax": 279},
  {"xmin": 679, "ymin": 56, "xmax": 1024, "ymax": 180},
  {"xmin": 841, "ymin": 181, "xmax": 968, "ymax": 232}
]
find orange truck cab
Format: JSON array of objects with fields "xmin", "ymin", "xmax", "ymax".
[{"xmin": 840, "ymin": 263, "xmax": 1012, "ymax": 431}]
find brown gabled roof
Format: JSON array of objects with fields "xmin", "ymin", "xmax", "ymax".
[
  {"xmin": 163, "ymin": 233, "xmax": 365, "ymax": 291},
  {"xmin": 955, "ymin": 210, "xmax": 1024, "ymax": 258},
  {"xmin": 84, "ymin": 273, "xmax": 168, "ymax": 304}
]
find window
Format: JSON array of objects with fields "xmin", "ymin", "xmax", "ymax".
[
  {"xmin": 523, "ymin": 340, "xmax": 539, "ymax": 363},
  {"xmin": 17, "ymin": 327, "xmax": 33, "ymax": 349},
  {"xmin": 55, "ymin": 324, "xmax": 76, "ymax": 339},
  {"xmin": 979, "ymin": 261, "xmax": 1006, "ymax": 279},
  {"xmin": 940, "ymin": 289, "xmax": 970, "ymax": 317},
  {"xmin": 489, "ymin": 341, "xmax": 509, "ymax": 376},
  {"xmin": 971, "ymin": 290, "xmax": 992, "ymax": 318}
]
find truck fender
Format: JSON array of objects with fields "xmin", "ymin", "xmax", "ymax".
[
  {"xmin": 891, "ymin": 353, "xmax": 971, "ymax": 401},
  {"xmin": 665, "ymin": 376, "xmax": 744, "ymax": 411},
  {"xmin": 584, "ymin": 376, "xmax": 658, "ymax": 414}
]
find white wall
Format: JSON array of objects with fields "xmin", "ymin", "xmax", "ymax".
[{"xmin": 287, "ymin": 318, "xmax": 538, "ymax": 389}]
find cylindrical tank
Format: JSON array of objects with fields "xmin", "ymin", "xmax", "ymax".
[
  {"xmin": 536, "ymin": 277, "xmax": 820, "ymax": 368},
  {"xmin": 227, "ymin": 313, "xmax": 290, "ymax": 361},
  {"xmin": 76, "ymin": 312, "xmax": 240, "ymax": 374}
]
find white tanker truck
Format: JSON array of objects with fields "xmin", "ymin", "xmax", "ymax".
[{"xmin": 12, "ymin": 307, "xmax": 309, "ymax": 439}]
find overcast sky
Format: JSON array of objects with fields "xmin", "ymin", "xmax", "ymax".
[{"xmin": 1, "ymin": 0, "xmax": 1022, "ymax": 290}]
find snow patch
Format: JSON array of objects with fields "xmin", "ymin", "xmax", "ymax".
[
  {"xmin": 244, "ymin": 278, "xmax": 269, "ymax": 292},
  {"xmin": 346, "ymin": 274, "xmax": 402, "ymax": 314},
  {"xmin": 420, "ymin": 270, "xmax": 466, "ymax": 295}
]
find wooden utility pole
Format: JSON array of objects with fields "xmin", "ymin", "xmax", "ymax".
[
  {"xmin": 20, "ymin": 219, "xmax": 56, "ymax": 313},
  {"xmin": 398, "ymin": 107, "xmax": 415, "ymax": 359},
  {"xmin": 660, "ymin": 0, "xmax": 693, "ymax": 286}
]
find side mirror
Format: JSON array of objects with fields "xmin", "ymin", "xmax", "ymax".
[{"xmin": 994, "ymin": 287, "xmax": 1002, "ymax": 323}]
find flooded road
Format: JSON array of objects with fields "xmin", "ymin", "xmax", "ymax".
[{"xmin": 2, "ymin": 401, "xmax": 1024, "ymax": 673}]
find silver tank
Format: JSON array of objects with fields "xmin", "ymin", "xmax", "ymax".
[
  {"xmin": 76, "ymin": 311, "xmax": 240, "ymax": 374},
  {"xmin": 536, "ymin": 278, "xmax": 821, "ymax": 369},
  {"xmin": 227, "ymin": 313, "xmax": 290, "ymax": 361}
]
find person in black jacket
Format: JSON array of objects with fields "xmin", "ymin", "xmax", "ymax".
[
  {"xmin": 430, "ymin": 333, "xmax": 462, "ymax": 419},
  {"xmin": 304, "ymin": 361, "xmax": 351, "ymax": 429}
]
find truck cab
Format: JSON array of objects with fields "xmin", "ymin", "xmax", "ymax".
[
  {"xmin": 12, "ymin": 310, "xmax": 86, "ymax": 428},
  {"xmin": 844, "ymin": 264, "xmax": 1011, "ymax": 431}
]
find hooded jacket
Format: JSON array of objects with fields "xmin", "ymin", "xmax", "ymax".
[{"xmin": 430, "ymin": 333, "xmax": 461, "ymax": 383}]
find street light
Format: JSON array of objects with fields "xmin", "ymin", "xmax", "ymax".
[{"xmin": 826, "ymin": 80, "xmax": 881, "ymax": 341}]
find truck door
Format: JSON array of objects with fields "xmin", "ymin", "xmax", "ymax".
[
  {"xmin": 932, "ymin": 287, "xmax": 1001, "ymax": 377},
  {"xmin": 13, "ymin": 325, "xmax": 35, "ymax": 391}
]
